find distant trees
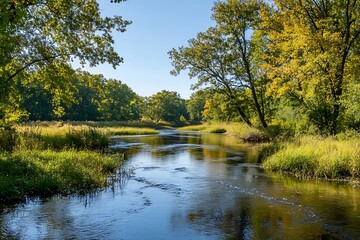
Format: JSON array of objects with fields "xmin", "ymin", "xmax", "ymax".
[
  {"xmin": 99, "ymin": 79, "xmax": 141, "ymax": 121},
  {"xmin": 141, "ymin": 90, "xmax": 188, "ymax": 124},
  {"xmin": 16, "ymin": 70, "xmax": 141, "ymax": 122}
]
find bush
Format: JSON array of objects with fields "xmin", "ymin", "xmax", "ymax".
[{"xmin": 0, "ymin": 125, "xmax": 18, "ymax": 152}]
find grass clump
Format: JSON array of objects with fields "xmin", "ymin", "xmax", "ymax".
[
  {"xmin": 0, "ymin": 150, "xmax": 122, "ymax": 203},
  {"xmin": 177, "ymin": 125, "xmax": 208, "ymax": 131},
  {"xmin": 203, "ymin": 127, "xmax": 227, "ymax": 134},
  {"xmin": 263, "ymin": 136, "xmax": 360, "ymax": 180},
  {"xmin": 99, "ymin": 127, "xmax": 158, "ymax": 136},
  {"xmin": 179, "ymin": 122, "xmax": 268, "ymax": 142}
]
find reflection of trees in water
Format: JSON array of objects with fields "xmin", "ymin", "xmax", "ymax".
[{"xmin": 182, "ymin": 194, "xmax": 342, "ymax": 239}]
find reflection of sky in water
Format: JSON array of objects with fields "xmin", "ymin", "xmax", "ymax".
[{"xmin": 2, "ymin": 131, "xmax": 360, "ymax": 239}]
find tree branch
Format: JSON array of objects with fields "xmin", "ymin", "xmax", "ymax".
[{"xmin": 6, "ymin": 54, "xmax": 61, "ymax": 82}]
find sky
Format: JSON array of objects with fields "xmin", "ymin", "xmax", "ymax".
[{"xmin": 75, "ymin": 0, "xmax": 216, "ymax": 99}]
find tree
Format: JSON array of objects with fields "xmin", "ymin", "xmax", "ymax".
[
  {"xmin": 262, "ymin": 0, "xmax": 360, "ymax": 134},
  {"xmin": 99, "ymin": 79, "xmax": 140, "ymax": 121},
  {"xmin": 186, "ymin": 90, "xmax": 207, "ymax": 121},
  {"xmin": 169, "ymin": 0, "xmax": 270, "ymax": 128},
  {"xmin": 141, "ymin": 90, "xmax": 188, "ymax": 123},
  {"xmin": 62, "ymin": 71, "xmax": 105, "ymax": 121},
  {"xmin": 0, "ymin": 0, "xmax": 130, "ymax": 122},
  {"xmin": 202, "ymin": 92, "xmax": 243, "ymax": 122}
]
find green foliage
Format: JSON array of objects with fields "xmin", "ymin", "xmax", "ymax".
[
  {"xmin": 262, "ymin": 0, "xmax": 360, "ymax": 134},
  {"xmin": 0, "ymin": 125, "xmax": 18, "ymax": 152},
  {"xmin": 186, "ymin": 90, "xmax": 206, "ymax": 121},
  {"xmin": 169, "ymin": 0, "xmax": 270, "ymax": 128},
  {"xmin": 98, "ymin": 79, "xmax": 141, "ymax": 121},
  {"xmin": 141, "ymin": 90, "xmax": 188, "ymax": 124},
  {"xmin": 0, "ymin": 0, "xmax": 130, "ymax": 121},
  {"xmin": 0, "ymin": 150, "xmax": 122, "ymax": 203}
]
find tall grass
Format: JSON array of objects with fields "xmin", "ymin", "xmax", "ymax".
[
  {"xmin": 14, "ymin": 125, "xmax": 158, "ymax": 151},
  {"xmin": 0, "ymin": 122, "xmax": 158, "ymax": 204},
  {"xmin": 263, "ymin": 136, "xmax": 360, "ymax": 180},
  {"xmin": 16, "ymin": 126, "xmax": 109, "ymax": 151},
  {"xmin": 0, "ymin": 150, "xmax": 122, "ymax": 203}
]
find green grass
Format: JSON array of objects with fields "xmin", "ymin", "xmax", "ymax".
[
  {"xmin": 178, "ymin": 122, "xmax": 268, "ymax": 141},
  {"xmin": 0, "ymin": 150, "xmax": 123, "ymax": 203},
  {"xmin": 263, "ymin": 136, "xmax": 360, "ymax": 180},
  {"xmin": 0, "ymin": 122, "xmax": 158, "ymax": 204},
  {"xmin": 14, "ymin": 124, "xmax": 158, "ymax": 151},
  {"xmin": 22, "ymin": 120, "xmax": 169, "ymax": 129}
]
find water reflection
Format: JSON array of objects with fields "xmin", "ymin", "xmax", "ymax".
[{"xmin": 1, "ymin": 130, "xmax": 360, "ymax": 239}]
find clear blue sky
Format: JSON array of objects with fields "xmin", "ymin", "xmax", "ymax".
[{"xmin": 77, "ymin": 0, "xmax": 215, "ymax": 99}]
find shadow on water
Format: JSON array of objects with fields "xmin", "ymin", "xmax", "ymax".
[{"xmin": 1, "ymin": 130, "xmax": 360, "ymax": 239}]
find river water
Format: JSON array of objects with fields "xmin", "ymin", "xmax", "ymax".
[{"xmin": 1, "ymin": 130, "xmax": 360, "ymax": 239}]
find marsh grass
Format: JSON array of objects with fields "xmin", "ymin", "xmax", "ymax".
[
  {"xmin": 24, "ymin": 120, "xmax": 168, "ymax": 129},
  {"xmin": 0, "ymin": 150, "xmax": 122, "ymax": 203},
  {"xmin": 16, "ymin": 126, "xmax": 109, "ymax": 151},
  {"xmin": 263, "ymin": 136, "xmax": 360, "ymax": 180},
  {"xmin": 0, "ymin": 122, "xmax": 158, "ymax": 204},
  {"xmin": 14, "ymin": 124, "xmax": 158, "ymax": 151}
]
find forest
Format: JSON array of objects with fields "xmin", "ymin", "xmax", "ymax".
[{"xmin": 1, "ymin": 0, "xmax": 360, "ymax": 204}]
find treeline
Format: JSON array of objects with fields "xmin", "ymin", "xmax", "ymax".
[
  {"xmin": 170, "ymin": 0, "xmax": 360, "ymax": 135},
  {"xmin": 9, "ymin": 68, "xmax": 190, "ymax": 124}
]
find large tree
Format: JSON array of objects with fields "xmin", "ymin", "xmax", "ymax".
[
  {"xmin": 0, "ymin": 0, "xmax": 130, "ymax": 122},
  {"xmin": 262, "ymin": 0, "xmax": 360, "ymax": 134},
  {"xmin": 169, "ymin": 0, "xmax": 270, "ymax": 128}
]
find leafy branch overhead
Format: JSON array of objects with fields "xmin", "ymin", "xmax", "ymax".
[{"xmin": 0, "ymin": 0, "xmax": 130, "ymax": 121}]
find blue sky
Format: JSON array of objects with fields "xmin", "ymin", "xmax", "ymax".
[{"xmin": 77, "ymin": 0, "xmax": 216, "ymax": 99}]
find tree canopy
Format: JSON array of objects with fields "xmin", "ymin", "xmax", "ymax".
[{"xmin": 0, "ymin": 0, "xmax": 130, "ymax": 122}]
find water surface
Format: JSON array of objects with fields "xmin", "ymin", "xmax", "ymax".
[{"xmin": 1, "ymin": 130, "xmax": 360, "ymax": 239}]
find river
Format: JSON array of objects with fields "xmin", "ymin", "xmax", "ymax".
[{"xmin": 1, "ymin": 130, "xmax": 360, "ymax": 239}]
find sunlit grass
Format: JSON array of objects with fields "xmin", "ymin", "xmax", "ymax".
[
  {"xmin": 263, "ymin": 136, "xmax": 360, "ymax": 180},
  {"xmin": 14, "ymin": 124, "xmax": 158, "ymax": 151},
  {"xmin": 178, "ymin": 122, "xmax": 268, "ymax": 141}
]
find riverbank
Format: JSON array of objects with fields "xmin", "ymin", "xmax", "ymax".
[
  {"xmin": 179, "ymin": 122, "xmax": 268, "ymax": 142},
  {"xmin": 262, "ymin": 135, "xmax": 360, "ymax": 184},
  {"xmin": 0, "ymin": 121, "xmax": 160, "ymax": 204},
  {"xmin": 0, "ymin": 150, "xmax": 122, "ymax": 203},
  {"xmin": 179, "ymin": 122, "xmax": 360, "ymax": 184}
]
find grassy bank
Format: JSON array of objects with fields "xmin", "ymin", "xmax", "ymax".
[
  {"xmin": 13, "ymin": 123, "xmax": 158, "ymax": 151},
  {"xmin": 179, "ymin": 122, "xmax": 360, "ymax": 182},
  {"xmin": 0, "ymin": 150, "xmax": 122, "ymax": 203},
  {"xmin": 179, "ymin": 122, "xmax": 268, "ymax": 142},
  {"xmin": 262, "ymin": 136, "xmax": 360, "ymax": 181},
  {"xmin": 0, "ymin": 121, "xmax": 158, "ymax": 204}
]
